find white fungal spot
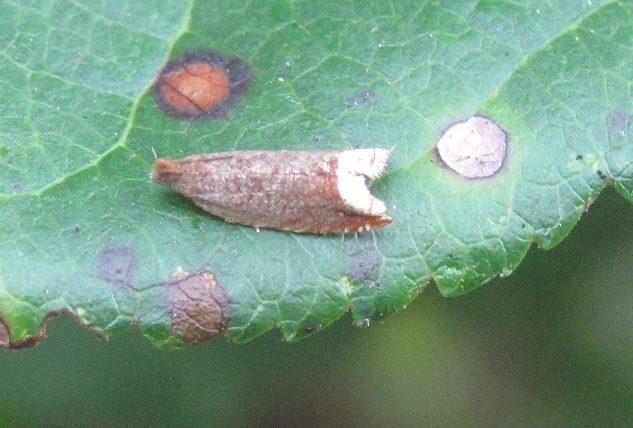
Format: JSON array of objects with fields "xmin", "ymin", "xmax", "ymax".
[{"xmin": 436, "ymin": 115, "xmax": 507, "ymax": 178}]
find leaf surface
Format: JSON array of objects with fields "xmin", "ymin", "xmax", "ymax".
[{"xmin": 1, "ymin": 0, "xmax": 632, "ymax": 347}]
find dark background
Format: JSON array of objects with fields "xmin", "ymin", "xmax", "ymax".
[{"xmin": 1, "ymin": 187, "xmax": 632, "ymax": 427}]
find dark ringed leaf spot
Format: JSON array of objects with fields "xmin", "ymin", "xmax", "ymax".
[{"xmin": 153, "ymin": 49, "xmax": 253, "ymax": 121}]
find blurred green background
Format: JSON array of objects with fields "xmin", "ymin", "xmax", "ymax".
[{"xmin": 1, "ymin": 187, "xmax": 632, "ymax": 427}]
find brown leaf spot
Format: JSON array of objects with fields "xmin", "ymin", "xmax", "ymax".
[
  {"xmin": 97, "ymin": 243, "xmax": 138, "ymax": 288},
  {"xmin": 153, "ymin": 49, "xmax": 253, "ymax": 121},
  {"xmin": 167, "ymin": 269, "xmax": 229, "ymax": 344},
  {"xmin": 160, "ymin": 63, "xmax": 230, "ymax": 112}
]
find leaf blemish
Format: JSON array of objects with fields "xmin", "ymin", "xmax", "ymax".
[
  {"xmin": 153, "ymin": 49, "xmax": 253, "ymax": 121},
  {"xmin": 97, "ymin": 243, "xmax": 139, "ymax": 288},
  {"xmin": 610, "ymin": 110, "xmax": 630, "ymax": 137},
  {"xmin": 166, "ymin": 268, "xmax": 229, "ymax": 345},
  {"xmin": 436, "ymin": 115, "xmax": 508, "ymax": 179},
  {"xmin": 347, "ymin": 250, "xmax": 382, "ymax": 283}
]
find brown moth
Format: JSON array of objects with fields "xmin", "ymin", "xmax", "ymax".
[{"xmin": 152, "ymin": 149, "xmax": 392, "ymax": 234}]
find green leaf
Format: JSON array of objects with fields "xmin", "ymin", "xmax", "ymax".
[{"xmin": 1, "ymin": 0, "xmax": 632, "ymax": 348}]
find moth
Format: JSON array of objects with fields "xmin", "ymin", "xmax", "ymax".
[{"xmin": 152, "ymin": 148, "xmax": 392, "ymax": 234}]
